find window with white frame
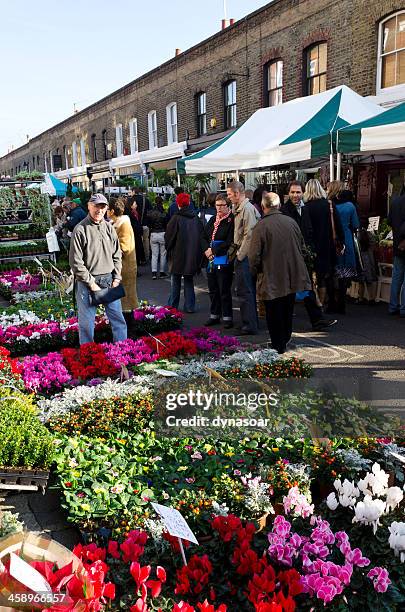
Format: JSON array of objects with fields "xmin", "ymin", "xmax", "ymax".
[
  {"xmin": 378, "ymin": 11, "xmax": 405, "ymax": 90},
  {"xmin": 224, "ymin": 80, "xmax": 237, "ymax": 129},
  {"xmin": 197, "ymin": 92, "xmax": 207, "ymax": 136},
  {"xmin": 80, "ymin": 137, "xmax": 87, "ymax": 165},
  {"xmin": 129, "ymin": 119, "xmax": 138, "ymax": 154},
  {"xmin": 72, "ymin": 142, "xmax": 78, "ymax": 167},
  {"xmin": 116, "ymin": 124, "xmax": 124, "ymax": 156},
  {"xmin": 148, "ymin": 110, "xmax": 158, "ymax": 149},
  {"xmin": 265, "ymin": 60, "xmax": 283, "ymax": 107},
  {"xmin": 305, "ymin": 42, "xmax": 327, "ymax": 95},
  {"xmin": 166, "ymin": 103, "xmax": 178, "ymax": 144}
]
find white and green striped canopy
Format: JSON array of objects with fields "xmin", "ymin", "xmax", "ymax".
[
  {"xmin": 337, "ymin": 101, "xmax": 405, "ymax": 154},
  {"xmin": 178, "ymin": 85, "xmax": 382, "ymax": 174}
]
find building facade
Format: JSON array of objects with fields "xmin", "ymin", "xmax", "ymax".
[{"xmin": 1, "ymin": 0, "xmax": 404, "ymax": 214}]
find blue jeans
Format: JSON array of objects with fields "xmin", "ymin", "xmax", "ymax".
[
  {"xmin": 389, "ymin": 256, "xmax": 405, "ymax": 314},
  {"xmin": 234, "ymin": 257, "xmax": 258, "ymax": 333},
  {"xmin": 76, "ymin": 280, "xmax": 127, "ymax": 345},
  {"xmin": 168, "ymin": 274, "xmax": 195, "ymax": 312}
]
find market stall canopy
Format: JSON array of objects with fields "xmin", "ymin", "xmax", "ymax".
[
  {"xmin": 337, "ymin": 101, "xmax": 405, "ymax": 155},
  {"xmin": 40, "ymin": 173, "xmax": 78, "ymax": 196},
  {"xmin": 177, "ymin": 85, "xmax": 383, "ymax": 174}
]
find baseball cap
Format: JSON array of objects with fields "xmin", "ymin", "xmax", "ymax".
[{"xmin": 89, "ymin": 193, "xmax": 108, "ymax": 206}]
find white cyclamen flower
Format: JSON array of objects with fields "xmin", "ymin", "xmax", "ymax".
[
  {"xmin": 353, "ymin": 495, "xmax": 386, "ymax": 534},
  {"xmin": 388, "ymin": 522, "xmax": 405, "ymax": 563},
  {"xmin": 385, "ymin": 487, "xmax": 404, "ymax": 513},
  {"xmin": 368, "ymin": 463, "xmax": 389, "ymax": 497},
  {"xmin": 326, "ymin": 492, "xmax": 339, "ymax": 511}
]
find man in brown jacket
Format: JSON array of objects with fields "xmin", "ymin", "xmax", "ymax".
[{"xmin": 249, "ymin": 192, "xmax": 311, "ymax": 354}]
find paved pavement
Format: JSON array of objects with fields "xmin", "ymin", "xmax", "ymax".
[
  {"xmin": 1, "ymin": 265, "xmax": 404, "ymax": 549},
  {"xmin": 139, "ymin": 266, "xmax": 405, "ymax": 412}
]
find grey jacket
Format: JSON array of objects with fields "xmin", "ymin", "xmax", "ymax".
[{"xmin": 69, "ymin": 215, "xmax": 122, "ymax": 287}]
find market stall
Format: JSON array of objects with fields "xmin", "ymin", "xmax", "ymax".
[{"xmin": 177, "ymin": 85, "xmax": 383, "ymax": 176}]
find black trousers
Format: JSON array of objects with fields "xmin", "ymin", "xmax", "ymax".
[
  {"xmin": 303, "ymin": 290, "xmax": 323, "ymax": 325},
  {"xmin": 207, "ymin": 265, "xmax": 234, "ymax": 320},
  {"xmin": 264, "ymin": 293, "xmax": 296, "ymax": 354}
]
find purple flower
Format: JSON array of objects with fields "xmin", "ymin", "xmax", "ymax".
[
  {"xmin": 367, "ymin": 567, "xmax": 391, "ymax": 593},
  {"xmin": 345, "ymin": 547, "xmax": 370, "ymax": 568}
]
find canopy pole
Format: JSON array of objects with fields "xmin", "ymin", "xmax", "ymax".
[
  {"xmin": 235, "ymin": 170, "xmax": 240, "ymax": 181},
  {"xmin": 329, "ymin": 154, "xmax": 335, "ymax": 182},
  {"xmin": 177, "ymin": 173, "xmax": 181, "ymax": 186},
  {"xmin": 336, "ymin": 153, "xmax": 342, "ymax": 181}
]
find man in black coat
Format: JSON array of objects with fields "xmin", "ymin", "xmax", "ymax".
[
  {"xmin": 387, "ymin": 187, "xmax": 405, "ymax": 316},
  {"xmin": 165, "ymin": 193, "xmax": 204, "ymax": 313},
  {"xmin": 281, "ymin": 181, "xmax": 336, "ymax": 331}
]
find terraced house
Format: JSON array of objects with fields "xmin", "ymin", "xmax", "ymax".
[{"xmin": 1, "ymin": 0, "xmax": 404, "ymax": 215}]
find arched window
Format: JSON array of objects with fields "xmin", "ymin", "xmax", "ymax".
[
  {"xmin": 378, "ymin": 11, "xmax": 405, "ymax": 91},
  {"xmin": 264, "ymin": 60, "xmax": 283, "ymax": 106},
  {"xmin": 304, "ymin": 42, "xmax": 327, "ymax": 95}
]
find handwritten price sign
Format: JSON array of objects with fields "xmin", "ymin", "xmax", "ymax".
[{"xmin": 151, "ymin": 503, "xmax": 199, "ymax": 545}]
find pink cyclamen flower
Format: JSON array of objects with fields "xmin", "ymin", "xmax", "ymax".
[{"xmin": 367, "ymin": 567, "xmax": 391, "ymax": 593}]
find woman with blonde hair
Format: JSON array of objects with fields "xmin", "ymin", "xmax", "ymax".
[
  {"xmin": 108, "ymin": 197, "xmax": 139, "ymax": 316},
  {"xmin": 303, "ymin": 179, "xmax": 343, "ymax": 311}
]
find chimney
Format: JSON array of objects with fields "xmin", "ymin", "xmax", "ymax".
[
  {"xmin": 175, "ymin": 48, "xmax": 181, "ymax": 56},
  {"xmin": 221, "ymin": 18, "xmax": 234, "ymax": 29}
]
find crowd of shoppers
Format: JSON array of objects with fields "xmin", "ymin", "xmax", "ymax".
[{"xmin": 64, "ymin": 175, "xmax": 402, "ymax": 352}]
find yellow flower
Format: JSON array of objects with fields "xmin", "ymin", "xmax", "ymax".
[
  {"xmin": 80, "ymin": 503, "xmax": 91, "ymax": 512},
  {"xmin": 272, "ymin": 447, "xmax": 279, "ymax": 452},
  {"xmin": 177, "ymin": 466, "xmax": 187, "ymax": 472}
]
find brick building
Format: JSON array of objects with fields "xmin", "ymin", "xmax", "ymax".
[{"xmin": 1, "ymin": 0, "xmax": 404, "ymax": 215}]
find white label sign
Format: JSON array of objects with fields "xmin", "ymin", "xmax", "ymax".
[
  {"xmin": 367, "ymin": 216, "xmax": 380, "ymax": 232},
  {"xmin": 10, "ymin": 552, "xmax": 53, "ymax": 594},
  {"xmin": 151, "ymin": 503, "xmax": 199, "ymax": 545}
]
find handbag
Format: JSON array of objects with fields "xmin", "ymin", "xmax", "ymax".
[
  {"xmin": 89, "ymin": 284, "xmax": 125, "ymax": 306},
  {"xmin": 211, "ymin": 240, "xmax": 229, "ymax": 267}
]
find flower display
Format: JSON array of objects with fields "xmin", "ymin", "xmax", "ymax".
[
  {"xmin": 283, "ymin": 486, "xmax": 314, "ymax": 518},
  {"xmin": 132, "ymin": 304, "xmax": 184, "ymax": 334},
  {"xmin": 22, "ymin": 352, "xmax": 72, "ymax": 393},
  {"xmin": 325, "ymin": 463, "xmax": 404, "ymax": 535},
  {"xmin": 388, "ymin": 522, "xmax": 405, "ymax": 563},
  {"xmin": 102, "ymin": 338, "xmax": 156, "ymax": 369}
]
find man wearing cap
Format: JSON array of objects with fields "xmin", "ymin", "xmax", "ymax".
[{"xmin": 69, "ymin": 193, "xmax": 127, "ymax": 344}]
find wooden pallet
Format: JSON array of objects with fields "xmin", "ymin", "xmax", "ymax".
[{"xmin": 0, "ymin": 468, "xmax": 50, "ymax": 493}]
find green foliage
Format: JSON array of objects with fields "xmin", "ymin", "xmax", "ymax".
[
  {"xmin": 0, "ymin": 390, "xmax": 55, "ymax": 468},
  {"xmin": 151, "ymin": 168, "xmax": 176, "ymax": 187},
  {"xmin": 14, "ymin": 170, "xmax": 44, "ymax": 181}
]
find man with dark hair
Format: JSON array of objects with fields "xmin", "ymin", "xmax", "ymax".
[{"xmin": 281, "ymin": 180, "xmax": 336, "ymax": 331}]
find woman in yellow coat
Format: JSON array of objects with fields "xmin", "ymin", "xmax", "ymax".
[{"xmin": 108, "ymin": 198, "xmax": 138, "ymax": 313}]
